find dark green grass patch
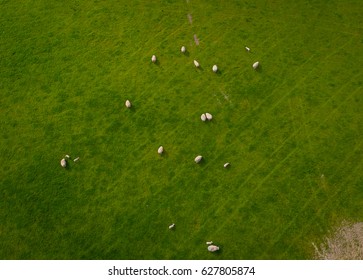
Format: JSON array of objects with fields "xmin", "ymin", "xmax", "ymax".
[{"xmin": 0, "ymin": 0, "xmax": 362, "ymax": 259}]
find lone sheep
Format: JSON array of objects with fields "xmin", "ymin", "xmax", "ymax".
[
  {"xmin": 158, "ymin": 146, "xmax": 164, "ymax": 154},
  {"xmin": 195, "ymin": 155, "xmax": 203, "ymax": 163},
  {"xmin": 205, "ymin": 113, "xmax": 213, "ymax": 121},
  {"xmin": 181, "ymin": 46, "xmax": 186, "ymax": 53},
  {"xmin": 212, "ymin": 65, "xmax": 218, "ymax": 73},
  {"xmin": 151, "ymin": 55, "xmax": 157, "ymax": 63},
  {"xmin": 224, "ymin": 162, "xmax": 230, "ymax": 168},
  {"xmin": 208, "ymin": 245, "xmax": 220, "ymax": 252},
  {"xmin": 125, "ymin": 100, "xmax": 132, "ymax": 108},
  {"xmin": 60, "ymin": 158, "xmax": 67, "ymax": 168},
  {"xmin": 194, "ymin": 60, "xmax": 200, "ymax": 68},
  {"xmin": 252, "ymin": 61, "xmax": 260, "ymax": 69},
  {"xmin": 245, "ymin": 46, "xmax": 250, "ymax": 52},
  {"xmin": 169, "ymin": 223, "xmax": 175, "ymax": 229},
  {"xmin": 74, "ymin": 157, "xmax": 79, "ymax": 162},
  {"xmin": 201, "ymin": 113, "xmax": 207, "ymax": 122}
]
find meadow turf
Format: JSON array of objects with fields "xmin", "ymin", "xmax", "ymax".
[{"xmin": 0, "ymin": 0, "xmax": 362, "ymax": 259}]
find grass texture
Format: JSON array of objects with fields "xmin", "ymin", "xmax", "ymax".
[{"xmin": 0, "ymin": 0, "xmax": 362, "ymax": 259}]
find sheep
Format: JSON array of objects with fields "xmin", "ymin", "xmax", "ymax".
[
  {"xmin": 60, "ymin": 158, "xmax": 67, "ymax": 168},
  {"xmin": 181, "ymin": 46, "xmax": 186, "ymax": 53},
  {"xmin": 252, "ymin": 61, "xmax": 260, "ymax": 69},
  {"xmin": 212, "ymin": 65, "xmax": 218, "ymax": 73},
  {"xmin": 158, "ymin": 146, "xmax": 164, "ymax": 154},
  {"xmin": 245, "ymin": 46, "xmax": 250, "ymax": 52},
  {"xmin": 169, "ymin": 223, "xmax": 175, "ymax": 229},
  {"xmin": 201, "ymin": 113, "xmax": 207, "ymax": 122},
  {"xmin": 151, "ymin": 55, "xmax": 157, "ymax": 63},
  {"xmin": 194, "ymin": 60, "xmax": 200, "ymax": 68},
  {"xmin": 205, "ymin": 113, "xmax": 213, "ymax": 121},
  {"xmin": 125, "ymin": 100, "xmax": 132, "ymax": 108},
  {"xmin": 65, "ymin": 155, "xmax": 70, "ymax": 159},
  {"xmin": 208, "ymin": 245, "xmax": 220, "ymax": 252},
  {"xmin": 206, "ymin": 241, "xmax": 213, "ymax": 245},
  {"xmin": 74, "ymin": 157, "xmax": 79, "ymax": 162},
  {"xmin": 195, "ymin": 155, "xmax": 203, "ymax": 163},
  {"xmin": 224, "ymin": 162, "xmax": 230, "ymax": 168}
]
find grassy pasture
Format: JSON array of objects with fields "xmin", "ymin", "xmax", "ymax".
[{"xmin": 0, "ymin": 0, "xmax": 362, "ymax": 259}]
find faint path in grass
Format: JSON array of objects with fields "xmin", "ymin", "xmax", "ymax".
[
  {"xmin": 187, "ymin": 14, "xmax": 192, "ymax": 24},
  {"xmin": 193, "ymin": 34, "xmax": 200, "ymax": 46}
]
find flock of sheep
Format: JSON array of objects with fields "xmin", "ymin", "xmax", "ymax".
[
  {"xmin": 59, "ymin": 43, "xmax": 260, "ymax": 253},
  {"xmin": 122, "ymin": 45, "xmax": 259, "ymax": 169}
]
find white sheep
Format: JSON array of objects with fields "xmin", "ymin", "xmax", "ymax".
[
  {"xmin": 151, "ymin": 55, "xmax": 157, "ymax": 63},
  {"xmin": 74, "ymin": 157, "xmax": 79, "ymax": 162},
  {"xmin": 125, "ymin": 100, "xmax": 132, "ymax": 108},
  {"xmin": 65, "ymin": 155, "xmax": 70, "ymax": 159},
  {"xmin": 208, "ymin": 245, "xmax": 220, "ymax": 252},
  {"xmin": 158, "ymin": 146, "xmax": 164, "ymax": 154},
  {"xmin": 205, "ymin": 113, "xmax": 213, "ymax": 121},
  {"xmin": 195, "ymin": 155, "xmax": 203, "ymax": 163},
  {"xmin": 181, "ymin": 46, "xmax": 186, "ymax": 53},
  {"xmin": 224, "ymin": 162, "xmax": 230, "ymax": 168},
  {"xmin": 201, "ymin": 113, "xmax": 206, "ymax": 122},
  {"xmin": 194, "ymin": 60, "xmax": 200, "ymax": 68},
  {"xmin": 206, "ymin": 241, "xmax": 213, "ymax": 245},
  {"xmin": 245, "ymin": 46, "xmax": 250, "ymax": 52},
  {"xmin": 169, "ymin": 223, "xmax": 175, "ymax": 229},
  {"xmin": 60, "ymin": 158, "xmax": 67, "ymax": 168},
  {"xmin": 212, "ymin": 65, "xmax": 218, "ymax": 73},
  {"xmin": 252, "ymin": 61, "xmax": 260, "ymax": 69}
]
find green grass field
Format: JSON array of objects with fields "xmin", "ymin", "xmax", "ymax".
[{"xmin": 1, "ymin": 0, "xmax": 362, "ymax": 259}]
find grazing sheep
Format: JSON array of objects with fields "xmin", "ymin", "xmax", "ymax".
[
  {"xmin": 73, "ymin": 157, "xmax": 79, "ymax": 162},
  {"xmin": 169, "ymin": 223, "xmax": 175, "ymax": 229},
  {"xmin": 206, "ymin": 241, "xmax": 213, "ymax": 245},
  {"xmin": 151, "ymin": 55, "xmax": 157, "ymax": 63},
  {"xmin": 208, "ymin": 245, "xmax": 220, "ymax": 252},
  {"xmin": 181, "ymin": 46, "xmax": 186, "ymax": 53},
  {"xmin": 252, "ymin": 61, "xmax": 260, "ymax": 69},
  {"xmin": 158, "ymin": 146, "xmax": 164, "ymax": 154},
  {"xmin": 224, "ymin": 162, "xmax": 230, "ymax": 168},
  {"xmin": 60, "ymin": 158, "xmax": 67, "ymax": 168},
  {"xmin": 195, "ymin": 155, "xmax": 203, "ymax": 163},
  {"xmin": 65, "ymin": 155, "xmax": 70, "ymax": 159},
  {"xmin": 245, "ymin": 46, "xmax": 250, "ymax": 52},
  {"xmin": 205, "ymin": 113, "xmax": 213, "ymax": 121},
  {"xmin": 212, "ymin": 65, "xmax": 218, "ymax": 73},
  {"xmin": 125, "ymin": 100, "xmax": 132, "ymax": 108},
  {"xmin": 201, "ymin": 113, "xmax": 207, "ymax": 122},
  {"xmin": 194, "ymin": 60, "xmax": 200, "ymax": 68}
]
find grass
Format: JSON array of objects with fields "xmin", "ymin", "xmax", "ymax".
[{"xmin": 0, "ymin": 0, "xmax": 362, "ymax": 259}]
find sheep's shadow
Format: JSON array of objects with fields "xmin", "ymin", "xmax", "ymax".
[
  {"xmin": 159, "ymin": 149, "xmax": 169, "ymax": 158},
  {"xmin": 255, "ymin": 64, "xmax": 263, "ymax": 73},
  {"xmin": 196, "ymin": 65, "xmax": 204, "ymax": 71}
]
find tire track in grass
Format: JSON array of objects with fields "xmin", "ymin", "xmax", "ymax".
[{"xmin": 211, "ymin": 83, "xmax": 362, "ymax": 234}]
